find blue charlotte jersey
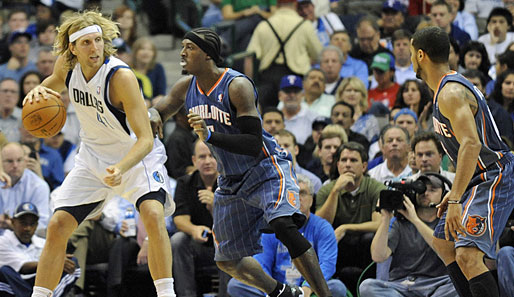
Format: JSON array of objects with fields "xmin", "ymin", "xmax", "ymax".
[
  {"xmin": 433, "ymin": 72, "xmax": 510, "ymax": 175},
  {"xmin": 185, "ymin": 68, "xmax": 288, "ymax": 177}
]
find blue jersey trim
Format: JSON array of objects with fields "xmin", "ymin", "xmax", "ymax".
[
  {"xmin": 65, "ymin": 70, "xmax": 72, "ymax": 89},
  {"xmin": 104, "ymin": 65, "xmax": 131, "ymax": 135}
]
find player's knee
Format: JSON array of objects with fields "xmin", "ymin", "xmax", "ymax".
[
  {"xmin": 216, "ymin": 260, "xmax": 238, "ymax": 275},
  {"xmin": 455, "ymin": 247, "xmax": 483, "ymax": 271},
  {"xmin": 270, "ymin": 216, "xmax": 311, "ymax": 259},
  {"xmin": 46, "ymin": 212, "xmax": 77, "ymax": 243}
]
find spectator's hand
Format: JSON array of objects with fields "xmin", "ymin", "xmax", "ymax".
[
  {"xmin": 192, "ymin": 225, "xmax": 210, "ymax": 243},
  {"xmin": 119, "ymin": 220, "xmax": 129, "ymax": 237},
  {"xmin": 397, "ymin": 195, "xmax": 418, "ymax": 222},
  {"xmin": 198, "ymin": 187, "xmax": 214, "ymax": 212},
  {"xmin": 0, "ymin": 214, "xmax": 12, "ymax": 230},
  {"xmin": 104, "ymin": 165, "xmax": 122, "ymax": 187},
  {"xmin": 301, "ymin": 286, "xmax": 312, "ymax": 297},
  {"xmin": 243, "ymin": 5, "xmax": 259, "ymax": 17},
  {"xmin": 0, "ymin": 171, "xmax": 11, "ymax": 188},
  {"xmin": 6, "ymin": 57, "xmax": 20, "ymax": 70},
  {"xmin": 380, "ymin": 208, "xmax": 393, "ymax": 219},
  {"xmin": 187, "ymin": 112, "xmax": 208, "ymax": 141},
  {"xmin": 63, "ymin": 255, "xmax": 76, "ymax": 275},
  {"xmin": 137, "ymin": 239, "xmax": 149, "ymax": 265},
  {"xmin": 148, "ymin": 108, "xmax": 164, "ymax": 139},
  {"xmin": 334, "ymin": 225, "xmax": 348, "ymax": 242},
  {"xmin": 23, "ymin": 85, "xmax": 61, "ymax": 105},
  {"xmin": 511, "ymin": 226, "xmax": 514, "ymax": 231},
  {"xmin": 25, "ymin": 155, "xmax": 43, "ymax": 179},
  {"xmin": 334, "ymin": 172, "xmax": 355, "ymax": 192}
]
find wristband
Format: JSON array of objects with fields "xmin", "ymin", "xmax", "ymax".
[
  {"xmin": 205, "ymin": 129, "xmax": 212, "ymax": 141},
  {"xmin": 447, "ymin": 200, "xmax": 461, "ymax": 204}
]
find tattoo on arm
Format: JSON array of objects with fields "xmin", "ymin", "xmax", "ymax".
[{"xmin": 460, "ymin": 85, "xmax": 478, "ymax": 115}]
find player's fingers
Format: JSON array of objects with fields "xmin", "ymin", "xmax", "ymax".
[
  {"xmin": 157, "ymin": 125, "xmax": 164, "ymax": 139},
  {"xmin": 444, "ymin": 222, "xmax": 450, "ymax": 241},
  {"xmin": 456, "ymin": 222, "xmax": 467, "ymax": 237}
]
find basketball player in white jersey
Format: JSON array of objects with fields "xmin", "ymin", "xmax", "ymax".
[{"xmin": 23, "ymin": 11, "xmax": 176, "ymax": 297}]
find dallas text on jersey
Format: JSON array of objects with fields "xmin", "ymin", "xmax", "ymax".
[{"xmin": 72, "ymin": 88, "xmax": 104, "ymax": 113}]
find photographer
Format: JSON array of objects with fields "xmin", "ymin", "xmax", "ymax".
[{"xmin": 359, "ymin": 174, "xmax": 457, "ymax": 297}]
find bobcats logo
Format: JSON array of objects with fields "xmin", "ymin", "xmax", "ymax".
[
  {"xmin": 287, "ymin": 191, "xmax": 298, "ymax": 208},
  {"xmin": 465, "ymin": 215, "xmax": 487, "ymax": 237}
]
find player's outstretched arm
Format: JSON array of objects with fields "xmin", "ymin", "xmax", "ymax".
[
  {"xmin": 23, "ymin": 55, "xmax": 67, "ymax": 105},
  {"xmin": 104, "ymin": 68, "xmax": 154, "ymax": 186},
  {"xmin": 437, "ymin": 83, "xmax": 482, "ymax": 240},
  {"xmin": 149, "ymin": 76, "xmax": 191, "ymax": 138}
]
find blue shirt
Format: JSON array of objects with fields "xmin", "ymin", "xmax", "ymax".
[
  {"xmin": 0, "ymin": 170, "xmax": 50, "ymax": 230},
  {"xmin": 147, "ymin": 63, "xmax": 167, "ymax": 96},
  {"xmin": 340, "ymin": 56, "xmax": 369, "ymax": 88},
  {"xmin": 39, "ymin": 143, "xmax": 64, "ymax": 190},
  {"xmin": 0, "ymin": 61, "xmax": 38, "ymax": 82},
  {"xmin": 254, "ymin": 214, "xmax": 337, "ymax": 288}
]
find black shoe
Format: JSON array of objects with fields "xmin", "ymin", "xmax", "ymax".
[{"xmin": 283, "ymin": 284, "xmax": 304, "ymax": 297}]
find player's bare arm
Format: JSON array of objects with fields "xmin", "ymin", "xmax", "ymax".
[
  {"xmin": 149, "ymin": 76, "xmax": 191, "ymax": 138},
  {"xmin": 24, "ymin": 55, "xmax": 67, "ymax": 105},
  {"xmin": 188, "ymin": 76, "xmax": 263, "ymax": 157},
  {"xmin": 437, "ymin": 82, "xmax": 482, "ymax": 240},
  {"xmin": 103, "ymin": 68, "xmax": 154, "ymax": 186}
]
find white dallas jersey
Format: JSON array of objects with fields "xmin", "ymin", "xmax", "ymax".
[{"xmin": 66, "ymin": 57, "xmax": 141, "ymax": 162}]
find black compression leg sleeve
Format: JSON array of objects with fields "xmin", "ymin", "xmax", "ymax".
[
  {"xmin": 469, "ymin": 271, "xmax": 499, "ymax": 297},
  {"xmin": 447, "ymin": 261, "xmax": 472, "ymax": 297},
  {"xmin": 270, "ymin": 216, "xmax": 311, "ymax": 259}
]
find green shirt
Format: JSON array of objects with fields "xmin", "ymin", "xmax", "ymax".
[
  {"xmin": 316, "ymin": 176, "xmax": 386, "ymax": 228},
  {"xmin": 221, "ymin": 0, "xmax": 276, "ymax": 12}
]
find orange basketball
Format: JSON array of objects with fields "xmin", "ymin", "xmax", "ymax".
[{"xmin": 22, "ymin": 93, "xmax": 67, "ymax": 138}]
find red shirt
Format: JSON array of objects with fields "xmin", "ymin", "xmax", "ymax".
[{"xmin": 368, "ymin": 83, "xmax": 400, "ymax": 110}]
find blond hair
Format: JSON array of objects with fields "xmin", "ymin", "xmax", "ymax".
[
  {"xmin": 131, "ymin": 37, "xmax": 157, "ymax": 70},
  {"xmin": 335, "ymin": 76, "xmax": 369, "ymax": 111},
  {"xmin": 54, "ymin": 10, "xmax": 119, "ymax": 70}
]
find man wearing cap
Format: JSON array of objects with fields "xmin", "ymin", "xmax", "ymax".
[
  {"xmin": 368, "ymin": 52, "xmax": 400, "ymax": 109},
  {"xmin": 0, "ymin": 142, "xmax": 50, "ymax": 235},
  {"xmin": 0, "ymin": 30, "xmax": 37, "ymax": 82},
  {"xmin": 478, "ymin": 7, "xmax": 514, "ymax": 65},
  {"xmin": 278, "ymin": 75, "xmax": 318, "ymax": 145},
  {"xmin": 393, "ymin": 108, "xmax": 418, "ymax": 139},
  {"xmin": 379, "ymin": 0, "xmax": 408, "ymax": 43},
  {"xmin": 359, "ymin": 174, "xmax": 457, "ymax": 297},
  {"xmin": 296, "ymin": 116, "xmax": 330, "ymax": 168},
  {"xmin": 0, "ymin": 202, "xmax": 79, "ymax": 297}
]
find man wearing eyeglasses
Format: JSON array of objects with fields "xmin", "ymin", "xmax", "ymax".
[
  {"xmin": 0, "ymin": 30, "xmax": 37, "ymax": 83},
  {"xmin": 0, "ymin": 78, "xmax": 21, "ymax": 142},
  {"xmin": 349, "ymin": 16, "xmax": 392, "ymax": 75}
]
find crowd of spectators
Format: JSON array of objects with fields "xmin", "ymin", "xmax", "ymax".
[{"xmin": 1, "ymin": 0, "xmax": 514, "ymax": 296}]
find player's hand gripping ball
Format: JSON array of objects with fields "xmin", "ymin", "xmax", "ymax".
[{"xmin": 22, "ymin": 92, "xmax": 66, "ymax": 138}]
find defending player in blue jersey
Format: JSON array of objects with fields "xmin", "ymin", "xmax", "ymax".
[
  {"xmin": 410, "ymin": 26, "xmax": 514, "ymax": 297},
  {"xmin": 151, "ymin": 28, "xmax": 332, "ymax": 297}
]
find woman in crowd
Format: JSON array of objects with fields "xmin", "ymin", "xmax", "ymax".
[
  {"xmin": 490, "ymin": 69, "xmax": 514, "ymax": 123},
  {"xmin": 18, "ymin": 71, "xmax": 42, "ymax": 108},
  {"xmin": 335, "ymin": 76, "xmax": 380, "ymax": 143},
  {"xmin": 392, "ymin": 79, "xmax": 433, "ymax": 131},
  {"xmin": 131, "ymin": 37, "xmax": 167, "ymax": 106},
  {"xmin": 112, "ymin": 5, "xmax": 137, "ymax": 47},
  {"xmin": 459, "ymin": 41, "xmax": 491, "ymax": 80}
]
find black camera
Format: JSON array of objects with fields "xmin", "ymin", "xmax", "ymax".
[{"xmin": 378, "ymin": 179, "xmax": 427, "ymax": 212}]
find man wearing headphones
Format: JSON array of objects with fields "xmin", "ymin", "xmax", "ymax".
[{"xmin": 359, "ymin": 173, "xmax": 458, "ymax": 297}]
